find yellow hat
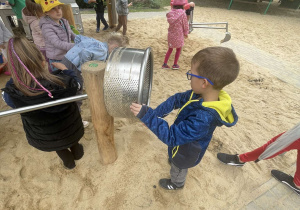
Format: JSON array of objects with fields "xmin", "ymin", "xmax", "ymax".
[{"xmin": 35, "ymin": 0, "xmax": 64, "ymax": 13}]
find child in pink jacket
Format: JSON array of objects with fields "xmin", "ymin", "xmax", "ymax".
[
  {"xmin": 162, "ymin": 0, "xmax": 189, "ymax": 70},
  {"xmin": 22, "ymin": 0, "xmax": 51, "ymax": 71}
]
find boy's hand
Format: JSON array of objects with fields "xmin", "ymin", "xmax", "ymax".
[
  {"xmin": 130, "ymin": 102, "xmax": 142, "ymax": 116},
  {"xmin": 51, "ymin": 62, "xmax": 68, "ymax": 70},
  {"xmin": 189, "ymin": 2, "xmax": 195, "ymax": 7},
  {"xmin": 184, "ymin": 35, "xmax": 188, "ymax": 39},
  {"xmin": 128, "ymin": 2, "xmax": 133, "ymax": 7}
]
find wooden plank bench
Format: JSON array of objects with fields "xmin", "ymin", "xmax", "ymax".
[{"xmin": 228, "ymin": 0, "xmax": 273, "ymax": 14}]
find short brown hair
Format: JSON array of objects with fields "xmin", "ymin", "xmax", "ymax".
[{"xmin": 191, "ymin": 47, "xmax": 240, "ymax": 90}]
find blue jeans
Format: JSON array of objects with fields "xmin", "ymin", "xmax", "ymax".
[{"xmin": 96, "ymin": 12, "xmax": 108, "ymax": 30}]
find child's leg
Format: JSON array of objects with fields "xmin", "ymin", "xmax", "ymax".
[
  {"xmin": 96, "ymin": 12, "xmax": 101, "ymax": 30},
  {"xmin": 239, "ymin": 132, "xmax": 300, "ymax": 162},
  {"xmin": 100, "ymin": 12, "xmax": 109, "ymax": 28},
  {"xmin": 174, "ymin": 47, "xmax": 182, "ymax": 65},
  {"xmin": 122, "ymin": 15, "xmax": 127, "ymax": 35},
  {"xmin": 292, "ymin": 149, "xmax": 300, "ymax": 187},
  {"xmin": 56, "ymin": 149, "xmax": 75, "ymax": 169},
  {"xmin": 115, "ymin": 15, "xmax": 123, "ymax": 32},
  {"xmin": 70, "ymin": 142, "xmax": 84, "ymax": 160},
  {"xmin": 170, "ymin": 162, "xmax": 188, "ymax": 187},
  {"xmin": 164, "ymin": 48, "xmax": 173, "ymax": 64}
]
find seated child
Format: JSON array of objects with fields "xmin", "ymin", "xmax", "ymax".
[
  {"xmin": 131, "ymin": 47, "xmax": 240, "ymax": 190},
  {"xmin": 36, "ymin": 0, "xmax": 76, "ymax": 71},
  {"xmin": 22, "ymin": 0, "xmax": 51, "ymax": 71}
]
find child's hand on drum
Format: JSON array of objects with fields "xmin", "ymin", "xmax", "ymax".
[{"xmin": 130, "ymin": 103, "xmax": 142, "ymax": 116}]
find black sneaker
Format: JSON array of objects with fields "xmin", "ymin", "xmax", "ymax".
[
  {"xmin": 103, "ymin": 26, "xmax": 109, "ymax": 31},
  {"xmin": 217, "ymin": 153, "xmax": 245, "ymax": 167},
  {"xmin": 159, "ymin": 179, "xmax": 184, "ymax": 190},
  {"xmin": 271, "ymin": 170, "xmax": 300, "ymax": 196}
]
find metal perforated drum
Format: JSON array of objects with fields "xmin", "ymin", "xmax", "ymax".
[{"xmin": 104, "ymin": 47, "xmax": 153, "ymax": 118}]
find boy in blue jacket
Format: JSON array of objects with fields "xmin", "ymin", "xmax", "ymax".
[{"xmin": 130, "ymin": 46, "xmax": 240, "ymax": 190}]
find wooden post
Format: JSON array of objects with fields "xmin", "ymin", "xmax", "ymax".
[
  {"xmin": 107, "ymin": 0, "xmax": 117, "ymax": 28},
  {"xmin": 62, "ymin": 4, "xmax": 76, "ymax": 27},
  {"xmin": 81, "ymin": 61, "xmax": 117, "ymax": 164}
]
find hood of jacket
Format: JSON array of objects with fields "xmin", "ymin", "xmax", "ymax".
[
  {"xmin": 175, "ymin": 90, "xmax": 238, "ymax": 128},
  {"xmin": 167, "ymin": 9, "xmax": 186, "ymax": 25},
  {"xmin": 202, "ymin": 90, "xmax": 236, "ymax": 125},
  {"xmin": 22, "ymin": 9, "xmax": 38, "ymax": 25}
]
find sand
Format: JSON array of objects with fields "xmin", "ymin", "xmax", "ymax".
[{"xmin": 0, "ymin": 1, "xmax": 300, "ymax": 209}]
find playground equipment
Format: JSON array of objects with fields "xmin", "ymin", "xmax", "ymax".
[
  {"xmin": 0, "ymin": 47, "xmax": 153, "ymax": 165},
  {"xmin": 104, "ymin": 47, "xmax": 153, "ymax": 118},
  {"xmin": 189, "ymin": 8, "xmax": 231, "ymax": 43}
]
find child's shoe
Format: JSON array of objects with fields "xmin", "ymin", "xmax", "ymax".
[
  {"xmin": 162, "ymin": 63, "xmax": 170, "ymax": 69},
  {"xmin": 4, "ymin": 71, "xmax": 11, "ymax": 76},
  {"xmin": 172, "ymin": 64, "xmax": 180, "ymax": 70},
  {"xmin": 82, "ymin": 120, "xmax": 89, "ymax": 128},
  {"xmin": 96, "ymin": 28, "xmax": 100, "ymax": 33},
  {"xmin": 159, "ymin": 179, "xmax": 184, "ymax": 190},
  {"xmin": 103, "ymin": 26, "xmax": 109, "ymax": 31},
  {"xmin": 271, "ymin": 170, "xmax": 300, "ymax": 196},
  {"xmin": 217, "ymin": 153, "xmax": 245, "ymax": 167}
]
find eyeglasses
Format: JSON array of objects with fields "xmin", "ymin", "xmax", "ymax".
[{"xmin": 186, "ymin": 70, "xmax": 214, "ymax": 85}]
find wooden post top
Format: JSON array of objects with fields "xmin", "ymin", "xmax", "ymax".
[{"xmin": 82, "ymin": 61, "xmax": 107, "ymax": 74}]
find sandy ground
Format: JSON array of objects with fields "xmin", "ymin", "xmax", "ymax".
[{"xmin": 0, "ymin": 1, "xmax": 300, "ymax": 209}]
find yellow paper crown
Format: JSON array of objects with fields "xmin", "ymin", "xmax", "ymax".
[{"xmin": 35, "ymin": 0, "xmax": 64, "ymax": 12}]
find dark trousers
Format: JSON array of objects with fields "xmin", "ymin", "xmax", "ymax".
[
  {"xmin": 96, "ymin": 12, "xmax": 108, "ymax": 29},
  {"xmin": 56, "ymin": 142, "xmax": 83, "ymax": 169}
]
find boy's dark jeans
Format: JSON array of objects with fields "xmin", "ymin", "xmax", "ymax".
[{"xmin": 96, "ymin": 12, "xmax": 108, "ymax": 29}]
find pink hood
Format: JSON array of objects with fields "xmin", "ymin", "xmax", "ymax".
[{"xmin": 167, "ymin": 9, "xmax": 186, "ymax": 25}]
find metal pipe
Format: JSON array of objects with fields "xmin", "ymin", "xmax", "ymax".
[
  {"xmin": 192, "ymin": 22, "xmax": 228, "ymax": 25},
  {"xmin": 191, "ymin": 26, "xmax": 228, "ymax": 30},
  {"xmin": 0, "ymin": 94, "xmax": 88, "ymax": 118}
]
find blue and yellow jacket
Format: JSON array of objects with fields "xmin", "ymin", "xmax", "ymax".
[{"xmin": 139, "ymin": 89, "xmax": 238, "ymax": 169}]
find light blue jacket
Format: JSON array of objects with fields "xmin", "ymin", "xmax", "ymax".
[
  {"xmin": 65, "ymin": 35, "xmax": 108, "ymax": 71},
  {"xmin": 0, "ymin": 21, "xmax": 13, "ymax": 45}
]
